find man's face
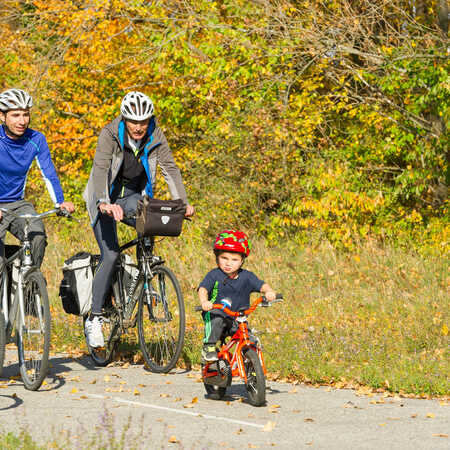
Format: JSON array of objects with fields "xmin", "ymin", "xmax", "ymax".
[
  {"xmin": 0, "ymin": 109, "xmax": 30, "ymax": 139},
  {"xmin": 125, "ymin": 118, "xmax": 150, "ymax": 141}
]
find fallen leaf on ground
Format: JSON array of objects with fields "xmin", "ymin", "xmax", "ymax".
[
  {"xmin": 432, "ymin": 434, "xmax": 448, "ymax": 438},
  {"xmin": 304, "ymin": 418, "xmax": 314, "ymax": 423},
  {"xmin": 70, "ymin": 388, "xmax": 78, "ymax": 394},
  {"xmin": 168, "ymin": 435, "xmax": 179, "ymax": 443},
  {"xmin": 133, "ymin": 389, "xmax": 140, "ymax": 396},
  {"xmin": 426, "ymin": 413, "xmax": 435, "ymax": 418},
  {"xmin": 262, "ymin": 421, "xmax": 276, "ymax": 432}
]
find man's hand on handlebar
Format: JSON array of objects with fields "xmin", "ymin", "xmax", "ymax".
[
  {"xmin": 60, "ymin": 201, "xmax": 75, "ymax": 214},
  {"xmin": 99, "ymin": 203, "xmax": 124, "ymax": 222}
]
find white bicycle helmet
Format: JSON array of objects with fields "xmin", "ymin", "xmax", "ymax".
[
  {"xmin": 120, "ymin": 91, "xmax": 154, "ymax": 121},
  {"xmin": 0, "ymin": 88, "xmax": 33, "ymax": 112}
]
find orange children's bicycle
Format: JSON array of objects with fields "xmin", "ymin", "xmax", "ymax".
[{"xmin": 196, "ymin": 294, "xmax": 283, "ymax": 406}]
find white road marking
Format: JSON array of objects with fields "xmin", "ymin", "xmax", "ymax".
[{"xmin": 86, "ymin": 393, "xmax": 265, "ymax": 429}]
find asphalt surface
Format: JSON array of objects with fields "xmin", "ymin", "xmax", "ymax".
[{"xmin": 0, "ymin": 349, "xmax": 448, "ymax": 449}]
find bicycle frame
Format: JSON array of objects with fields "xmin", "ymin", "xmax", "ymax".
[
  {"xmin": 217, "ymin": 321, "xmax": 266, "ymax": 382},
  {"xmin": 108, "ymin": 236, "xmax": 165, "ymax": 330}
]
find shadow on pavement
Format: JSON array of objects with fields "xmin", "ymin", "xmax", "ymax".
[{"xmin": 0, "ymin": 393, "xmax": 23, "ymax": 411}]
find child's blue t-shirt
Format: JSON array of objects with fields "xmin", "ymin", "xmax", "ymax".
[{"xmin": 199, "ymin": 268, "xmax": 264, "ymax": 317}]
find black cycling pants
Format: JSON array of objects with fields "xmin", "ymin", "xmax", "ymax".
[
  {"xmin": 91, "ymin": 191, "xmax": 142, "ymax": 315},
  {"xmin": 0, "ymin": 200, "xmax": 47, "ymax": 268}
]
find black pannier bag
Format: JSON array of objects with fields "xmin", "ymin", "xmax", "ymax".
[
  {"xmin": 136, "ymin": 196, "xmax": 186, "ymax": 237},
  {"xmin": 59, "ymin": 252, "xmax": 99, "ymax": 316}
]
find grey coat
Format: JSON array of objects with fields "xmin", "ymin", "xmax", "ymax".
[{"xmin": 83, "ymin": 115, "xmax": 189, "ymax": 225}]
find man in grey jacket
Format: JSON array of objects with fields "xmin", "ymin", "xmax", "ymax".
[{"xmin": 83, "ymin": 91, "xmax": 194, "ymax": 348}]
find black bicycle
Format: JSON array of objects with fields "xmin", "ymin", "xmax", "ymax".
[
  {"xmin": 0, "ymin": 207, "xmax": 71, "ymax": 390},
  {"xmin": 84, "ymin": 235, "xmax": 185, "ymax": 373}
]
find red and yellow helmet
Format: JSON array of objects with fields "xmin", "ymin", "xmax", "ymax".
[{"xmin": 213, "ymin": 230, "xmax": 251, "ymax": 257}]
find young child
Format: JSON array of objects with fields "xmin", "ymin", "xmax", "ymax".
[{"xmin": 198, "ymin": 230, "xmax": 276, "ymax": 361}]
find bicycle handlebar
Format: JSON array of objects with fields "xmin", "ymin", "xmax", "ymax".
[
  {"xmin": 195, "ymin": 293, "xmax": 283, "ymax": 316},
  {"xmin": 0, "ymin": 206, "xmax": 76, "ymax": 222}
]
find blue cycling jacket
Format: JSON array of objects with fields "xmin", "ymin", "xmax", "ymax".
[{"xmin": 0, "ymin": 125, "xmax": 64, "ymax": 204}]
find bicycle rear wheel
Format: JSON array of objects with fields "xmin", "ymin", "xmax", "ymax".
[
  {"xmin": 243, "ymin": 348, "xmax": 266, "ymax": 406},
  {"xmin": 84, "ymin": 299, "xmax": 120, "ymax": 367},
  {"xmin": 138, "ymin": 265, "xmax": 185, "ymax": 373},
  {"xmin": 16, "ymin": 270, "xmax": 50, "ymax": 391}
]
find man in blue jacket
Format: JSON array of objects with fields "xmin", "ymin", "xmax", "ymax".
[{"xmin": 0, "ymin": 88, "xmax": 74, "ymax": 268}]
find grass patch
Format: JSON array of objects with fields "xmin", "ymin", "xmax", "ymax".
[{"xmin": 33, "ymin": 220, "xmax": 450, "ymax": 396}]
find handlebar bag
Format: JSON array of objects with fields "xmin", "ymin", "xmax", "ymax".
[{"xmin": 136, "ymin": 196, "xmax": 185, "ymax": 237}]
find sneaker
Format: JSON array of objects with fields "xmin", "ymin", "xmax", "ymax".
[
  {"xmin": 202, "ymin": 345, "xmax": 218, "ymax": 362},
  {"xmin": 85, "ymin": 316, "xmax": 105, "ymax": 348}
]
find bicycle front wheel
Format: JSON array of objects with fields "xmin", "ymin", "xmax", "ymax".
[
  {"xmin": 243, "ymin": 348, "xmax": 266, "ymax": 406},
  {"xmin": 16, "ymin": 270, "xmax": 50, "ymax": 391},
  {"xmin": 138, "ymin": 265, "xmax": 185, "ymax": 373}
]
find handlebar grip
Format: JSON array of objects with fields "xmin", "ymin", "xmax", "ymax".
[{"xmin": 57, "ymin": 208, "xmax": 71, "ymax": 218}]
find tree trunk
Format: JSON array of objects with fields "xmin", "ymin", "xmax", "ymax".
[{"xmin": 438, "ymin": 0, "xmax": 449, "ymax": 35}]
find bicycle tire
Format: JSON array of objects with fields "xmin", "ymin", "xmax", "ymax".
[
  {"xmin": 0, "ymin": 309, "xmax": 5, "ymax": 377},
  {"xmin": 16, "ymin": 269, "xmax": 50, "ymax": 391},
  {"xmin": 84, "ymin": 301, "xmax": 120, "ymax": 367},
  {"xmin": 138, "ymin": 265, "xmax": 185, "ymax": 373},
  {"xmin": 243, "ymin": 348, "xmax": 266, "ymax": 406}
]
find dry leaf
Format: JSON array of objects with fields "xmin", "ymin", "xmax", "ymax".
[
  {"xmin": 104, "ymin": 376, "xmax": 110, "ymax": 382},
  {"xmin": 262, "ymin": 421, "xmax": 276, "ymax": 432},
  {"xmin": 426, "ymin": 413, "xmax": 435, "ymax": 418},
  {"xmin": 168, "ymin": 435, "xmax": 179, "ymax": 443},
  {"xmin": 133, "ymin": 389, "xmax": 140, "ymax": 396},
  {"xmin": 70, "ymin": 388, "xmax": 78, "ymax": 394},
  {"xmin": 191, "ymin": 396, "xmax": 198, "ymax": 404},
  {"xmin": 304, "ymin": 418, "xmax": 314, "ymax": 423},
  {"xmin": 432, "ymin": 434, "xmax": 448, "ymax": 438}
]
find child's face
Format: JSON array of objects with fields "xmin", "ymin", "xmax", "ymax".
[{"xmin": 217, "ymin": 252, "xmax": 244, "ymax": 276}]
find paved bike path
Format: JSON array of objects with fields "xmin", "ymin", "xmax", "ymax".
[{"xmin": 0, "ymin": 350, "xmax": 448, "ymax": 449}]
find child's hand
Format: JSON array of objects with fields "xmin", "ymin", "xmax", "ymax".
[
  {"xmin": 201, "ymin": 300, "xmax": 214, "ymax": 311},
  {"xmin": 265, "ymin": 291, "xmax": 277, "ymax": 302}
]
